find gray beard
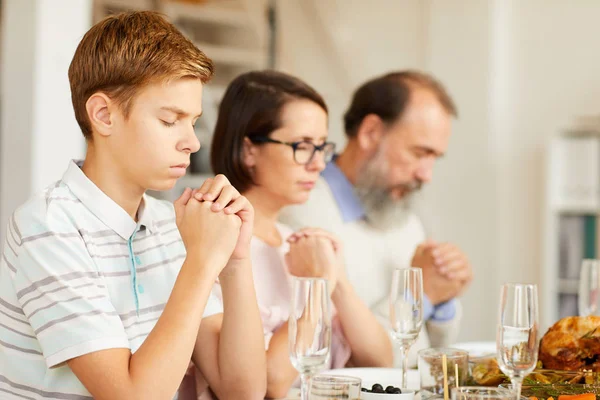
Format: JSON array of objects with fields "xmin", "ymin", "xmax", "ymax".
[
  {"xmin": 354, "ymin": 184, "xmax": 414, "ymax": 231},
  {"xmin": 353, "ymin": 154, "xmax": 419, "ymax": 231}
]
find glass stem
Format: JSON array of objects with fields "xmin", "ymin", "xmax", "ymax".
[
  {"xmin": 511, "ymin": 377, "xmax": 523, "ymax": 400},
  {"xmin": 301, "ymin": 373, "xmax": 312, "ymax": 400},
  {"xmin": 398, "ymin": 344, "xmax": 409, "ymax": 389}
]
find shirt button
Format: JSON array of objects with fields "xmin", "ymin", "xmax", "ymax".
[
  {"xmin": 137, "ymin": 284, "xmax": 145, "ymax": 294},
  {"xmin": 135, "ymin": 256, "xmax": 142, "ymax": 265}
]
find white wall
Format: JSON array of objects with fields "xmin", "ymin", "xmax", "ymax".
[
  {"xmin": 419, "ymin": 0, "xmax": 498, "ymax": 340},
  {"xmin": 418, "ymin": 0, "xmax": 600, "ymax": 339},
  {"xmin": 491, "ymin": 0, "xmax": 600, "ymax": 329},
  {"xmin": 0, "ymin": 0, "xmax": 91, "ymax": 243},
  {"xmin": 1, "ymin": 0, "xmax": 37, "ymax": 242},
  {"xmin": 31, "ymin": 1, "xmax": 91, "ymax": 190}
]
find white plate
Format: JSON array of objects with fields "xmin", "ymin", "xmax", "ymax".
[
  {"xmin": 451, "ymin": 341, "xmax": 496, "ymax": 358},
  {"xmin": 321, "ymin": 368, "xmax": 420, "ymax": 391}
]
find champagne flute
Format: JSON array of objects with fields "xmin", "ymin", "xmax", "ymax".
[
  {"xmin": 289, "ymin": 277, "xmax": 331, "ymax": 400},
  {"xmin": 496, "ymin": 283, "xmax": 539, "ymax": 400},
  {"xmin": 579, "ymin": 259, "xmax": 600, "ymax": 316},
  {"xmin": 389, "ymin": 267, "xmax": 424, "ymax": 389}
]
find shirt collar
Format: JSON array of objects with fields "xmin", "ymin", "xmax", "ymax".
[
  {"xmin": 321, "ymin": 157, "xmax": 366, "ymax": 223},
  {"xmin": 62, "ymin": 160, "xmax": 155, "ymax": 239}
]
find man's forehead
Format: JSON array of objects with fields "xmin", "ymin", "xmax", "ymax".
[
  {"xmin": 402, "ymin": 89, "xmax": 450, "ymax": 122},
  {"xmin": 390, "ymin": 98, "xmax": 451, "ymax": 138}
]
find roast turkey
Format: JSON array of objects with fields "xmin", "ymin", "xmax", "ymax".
[{"xmin": 539, "ymin": 316, "xmax": 600, "ymax": 371}]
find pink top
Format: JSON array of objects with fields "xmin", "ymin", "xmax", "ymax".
[
  {"xmin": 249, "ymin": 223, "xmax": 351, "ymax": 374},
  {"xmin": 180, "ymin": 223, "xmax": 352, "ymax": 399}
]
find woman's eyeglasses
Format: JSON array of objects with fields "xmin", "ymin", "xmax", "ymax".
[{"xmin": 250, "ymin": 136, "xmax": 336, "ymax": 165}]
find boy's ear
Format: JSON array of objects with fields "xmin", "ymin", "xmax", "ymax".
[{"xmin": 85, "ymin": 93, "xmax": 115, "ymax": 138}]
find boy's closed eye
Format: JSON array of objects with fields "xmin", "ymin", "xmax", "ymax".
[
  {"xmin": 161, "ymin": 120, "xmax": 176, "ymax": 127},
  {"xmin": 161, "ymin": 119, "xmax": 199, "ymax": 128}
]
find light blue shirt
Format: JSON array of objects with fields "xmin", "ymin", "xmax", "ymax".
[{"xmin": 321, "ymin": 160, "xmax": 456, "ymax": 322}]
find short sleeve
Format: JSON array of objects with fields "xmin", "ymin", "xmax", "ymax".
[{"xmin": 11, "ymin": 214, "xmax": 129, "ymax": 368}]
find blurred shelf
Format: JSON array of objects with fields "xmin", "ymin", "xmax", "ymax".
[
  {"xmin": 194, "ymin": 42, "xmax": 267, "ymax": 67},
  {"xmin": 552, "ymin": 205, "xmax": 600, "ymax": 214},
  {"xmin": 99, "ymin": 0, "xmax": 155, "ymax": 10},
  {"xmin": 162, "ymin": 1, "xmax": 252, "ymax": 27}
]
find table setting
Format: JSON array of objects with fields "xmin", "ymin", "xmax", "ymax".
[{"xmin": 280, "ymin": 260, "xmax": 600, "ymax": 400}]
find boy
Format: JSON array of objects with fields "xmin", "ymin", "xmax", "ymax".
[{"xmin": 0, "ymin": 11, "xmax": 266, "ymax": 400}]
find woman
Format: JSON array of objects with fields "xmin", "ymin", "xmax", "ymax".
[{"xmin": 210, "ymin": 70, "xmax": 393, "ymax": 399}]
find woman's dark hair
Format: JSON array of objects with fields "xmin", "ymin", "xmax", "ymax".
[{"xmin": 210, "ymin": 70, "xmax": 327, "ymax": 192}]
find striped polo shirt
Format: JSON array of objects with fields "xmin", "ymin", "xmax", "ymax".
[{"xmin": 0, "ymin": 160, "xmax": 222, "ymax": 399}]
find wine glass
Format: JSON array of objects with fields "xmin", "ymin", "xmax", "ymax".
[
  {"xmin": 389, "ymin": 267, "xmax": 424, "ymax": 389},
  {"xmin": 579, "ymin": 259, "xmax": 600, "ymax": 316},
  {"xmin": 496, "ymin": 283, "xmax": 539, "ymax": 400},
  {"xmin": 289, "ymin": 277, "xmax": 332, "ymax": 400}
]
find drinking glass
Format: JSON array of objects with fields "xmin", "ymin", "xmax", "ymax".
[
  {"xmin": 579, "ymin": 259, "xmax": 600, "ymax": 316},
  {"xmin": 289, "ymin": 277, "xmax": 332, "ymax": 400},
  {"xmin": 452, "ymin": 387, "xmax": 514, "ymax": 400},
  {"xmin": 496, "ymin": 283, "xmax": 539, "ymax": 400},
  {"xmin": 310, "ymin": 375, "xmax": 361, "ymax": 399},
  {"xmin": 390, "ymin": 267, "xmax": 424, "ymax": 389},
  {"xmin": 418, "ymin": 348, "xmax": 468, "ymax": 396}
]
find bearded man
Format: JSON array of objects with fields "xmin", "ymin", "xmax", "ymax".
[{"xmin": 280, "ymin": 70, "xmax": 473, "ymax": 366}]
